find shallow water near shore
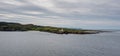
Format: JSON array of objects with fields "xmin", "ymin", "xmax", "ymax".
[{"xmin": 0, "ymin": 31, "xmax": 120, "ymax": 56}]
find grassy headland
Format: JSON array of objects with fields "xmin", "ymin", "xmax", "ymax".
[{"xmin": 0, "ymin": 22, "xmax": 102, "ymax": 34}]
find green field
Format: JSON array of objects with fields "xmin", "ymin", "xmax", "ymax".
[{"xmin": 0, "ymin": 22, "xmax": 102, "ymax": 34}]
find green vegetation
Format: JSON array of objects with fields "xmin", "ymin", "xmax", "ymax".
[{"xmin": 0, "ymin": 22, "xmax": 101, "ymax": 34}]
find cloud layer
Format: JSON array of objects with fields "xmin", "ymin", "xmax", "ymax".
[{"xmin": 0, "ymin": 0, "xmax": 120, "ymax": 29}]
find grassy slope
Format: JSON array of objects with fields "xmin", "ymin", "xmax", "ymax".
[{"xmin": 0, "ymin": 22, "xmax": 101, "ymax": 34}]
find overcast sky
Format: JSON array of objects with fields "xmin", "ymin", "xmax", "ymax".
[{"xmin": 0, "ymin": 0, "xmax": 120, "ymax": 29}]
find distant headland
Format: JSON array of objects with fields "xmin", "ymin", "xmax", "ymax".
[{"xmin": 0, "ymin": 22, "xmax": 105, "ymax": 34}]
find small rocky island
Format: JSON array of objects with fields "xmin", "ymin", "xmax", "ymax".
[{"xmin": 0, "ymin": 22, "xmax": 103, "ymax": 34}]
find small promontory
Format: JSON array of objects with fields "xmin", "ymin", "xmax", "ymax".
[{"xmin": 0, "ymin": 22, "xmax": 103, "ymax": 34}]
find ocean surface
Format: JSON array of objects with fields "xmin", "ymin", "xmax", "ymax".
[{"xmin": 0, "ymin": 31, "xmax": 120, "ymax": 56}]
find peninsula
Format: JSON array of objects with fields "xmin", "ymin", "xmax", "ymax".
[{"xmin": 0, "ymin": 22, "xmax": 103, "ymax": 34}]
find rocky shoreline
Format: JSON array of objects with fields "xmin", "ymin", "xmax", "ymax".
[{"xmin": 0, "ymin": 22, "xmax": 103, "ymax": 34}]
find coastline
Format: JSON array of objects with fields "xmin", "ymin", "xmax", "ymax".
[
  {"xmin": 0, "ymin": 30, "xmax": 104, "ymax": 34},
  {"xmin": 0, "ymin": 22, "xmax": 105, "ymax": 34}
]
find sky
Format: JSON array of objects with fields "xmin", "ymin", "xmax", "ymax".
[{"xmin": 0, "ymin": 0, "xmax": 120, "ymax": 29}]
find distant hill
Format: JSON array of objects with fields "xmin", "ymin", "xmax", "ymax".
[{"xmin": 0, "ymin": 22, "xmax": 101, "ymax": 34}]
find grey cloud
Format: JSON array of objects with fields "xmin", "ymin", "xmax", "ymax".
[
  {"xmin": 51, "ymin": 0, "xmax": 120, "ymax": 16},
  {"xmin": 0, "ymin": 0, "xmax": 120, "ymax": 29},
  {"xmin": 1, "ymin": 0, "xmax": 119, "ymax": 19}
]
